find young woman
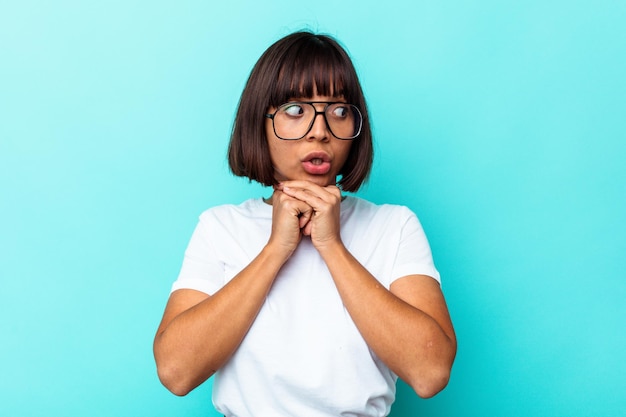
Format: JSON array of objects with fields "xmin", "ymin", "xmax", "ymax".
[{"xmin": 154, "ymin": 31, "xmax": 456, "ymax": 417}]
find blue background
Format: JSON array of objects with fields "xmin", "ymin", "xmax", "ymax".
[{"xmin": 1, "ymin": 1, "xmax": 625, "ymax": 416}]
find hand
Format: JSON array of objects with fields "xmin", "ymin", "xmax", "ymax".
[
  {"xmin": 267, "ymin": 187, "xmax": 314, "ymax": 259},
  {"xmin": 275, "ymin": 181, "xmax": 343, "ymax": 251}
]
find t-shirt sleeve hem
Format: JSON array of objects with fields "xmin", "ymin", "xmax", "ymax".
[
  {"xmin": 391, "ymin": 264, "xmax": 441, "ymax": 285},
  {"xmin": 170, "ymin": 278, "xmax": 220, "ymax": 295}
]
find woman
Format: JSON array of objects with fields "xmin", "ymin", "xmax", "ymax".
[{"xmin": 154, "ymin": 31, "xmax": 456, "ymax": 417}]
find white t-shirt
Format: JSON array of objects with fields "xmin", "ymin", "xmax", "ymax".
[{"xmin": 172, "ymin": 196, "xmax": 440, "ymax": 417}]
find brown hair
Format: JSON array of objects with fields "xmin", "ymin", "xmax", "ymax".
[{"xmin": 227, "ymin": 31, "xmax": 373, "ymax": 192}]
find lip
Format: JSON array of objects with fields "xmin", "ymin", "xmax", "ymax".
[{"xmin": 301, "ymin": 151, "xmax": 332, "ymax": 175}]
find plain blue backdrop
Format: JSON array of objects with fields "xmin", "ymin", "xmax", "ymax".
[{"xmin": 1, "ymin": 1, "xmax": 625, "ymax": 416}]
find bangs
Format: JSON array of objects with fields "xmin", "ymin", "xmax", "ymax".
[{"xmin": 269, "ymin": 37, "xmax": 360, "ymax": 106}]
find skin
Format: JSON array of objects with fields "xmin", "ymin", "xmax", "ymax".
[{"xmin": 153, "ymin": 95, "xmax": 457, "ymax": 399}]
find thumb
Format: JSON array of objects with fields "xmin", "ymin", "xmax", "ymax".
[{"xmin": 299, "ymin": 208, "xmax": 313, "ymax": 229}]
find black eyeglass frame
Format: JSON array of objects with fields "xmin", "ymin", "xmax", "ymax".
[{"xmin": 264, "ymin": 101, "xmax": 363, "ymax": 140}]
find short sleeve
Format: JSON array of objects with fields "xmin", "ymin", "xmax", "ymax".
[
  {"xmin": 171, "ymin": 214, "xmax": 225, "ymax": 295},
  {"xmin": 391, "ymin": 208, "xmax": 441, "ymax": 284}
]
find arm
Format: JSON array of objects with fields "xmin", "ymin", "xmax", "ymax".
[
  {"xmin": 278, "ymin": 181, "xmax": 456, "ymax": 398},
  {"xmin": 154, "ymin": 193, "xmax": 314, "ymax": 396},
  {"xmin": 320, "ymin": 247, "xmax": 456, "ymax": 398},
  {"xmin": 153, "ymin": 245, "xmax": 285, "ymax": 396}
]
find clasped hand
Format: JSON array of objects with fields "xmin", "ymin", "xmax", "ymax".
[{"xmin": 269, "ymin": 180, "xmax": 343, "ymax": 255}]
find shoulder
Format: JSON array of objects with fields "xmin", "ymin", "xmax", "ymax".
[
  {"xmin": 342, "ymin": 197, "xmax": 423, "ymax": 241},
  {"xmin": 198, "ymin": 198, "xmax": 271, "ymax": 223},
  {"xmin": 345, "ymin": 196, "xmax": 416, "ymax": 223}
]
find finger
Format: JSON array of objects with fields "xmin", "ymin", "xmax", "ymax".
[
  {"xmin": 274, "ymin": 189, "xmax": 313, "ymax": 215},
  {"xmin": 299, "ymin": 207, "xmax": 313, "ymax": 229},
  {"xmin": 279, "ymin": 180, "xmax": 332, "ymax": 196},
  {"xmin": 302, "ymin": 220, "xmax": 313, "ymax": 236},
  {"xmin": 275, "ymin": 191, "xmax": 314, "ymax": 231},
  {"xmin": 323, "ymin": 184, "xmax": 342, "ymax": 199},
  {"xmin": 280, "ymin": 182, "xmax": 339, "ymax": 208}
]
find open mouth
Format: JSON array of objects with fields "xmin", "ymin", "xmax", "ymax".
[{"xmin": 302, "ymin": 152, "xmax": 331, "ymax": 175}]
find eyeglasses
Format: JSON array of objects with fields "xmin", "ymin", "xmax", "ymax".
[{"xmin": 265, "ymin": 101, "xmax": 362, "ymax": 140}]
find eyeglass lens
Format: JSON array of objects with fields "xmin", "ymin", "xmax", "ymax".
[{"xmin": 273, "ymin": 102, "xmax": 362, "ymax": 140}]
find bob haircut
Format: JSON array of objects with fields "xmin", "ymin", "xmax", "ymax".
[{"xmin": 228, "ymin": 31, "xmax": 373, "ymax": 192}]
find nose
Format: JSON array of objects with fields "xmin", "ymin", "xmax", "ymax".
[{"xmin": 306, "ymin": 110, "xmax": 330, "ymax": 141}]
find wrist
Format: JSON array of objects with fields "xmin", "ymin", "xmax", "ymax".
[
  {"xmin": 263, "ymin": 239, "xmax": 296, "ymax": 265},
  {"xmin": 314, "ymin": 238, "xmax": 346, "ymax": 259}
]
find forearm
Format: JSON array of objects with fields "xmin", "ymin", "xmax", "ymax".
[
  {"xmin": 319, "ymin": 242, "xmax": 456, "ymax": 398},
  {"xmin": 154, "ymin": 244, "xmax": 288, "ymax": 395}
]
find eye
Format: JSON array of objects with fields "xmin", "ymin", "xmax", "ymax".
[
  {"xmin": 280, "ymin": 103, "xmax": 305, "ymax": 118},
  {"xmin": 330, "ymin": 104, "xmax": 349, "ymax": 119}
]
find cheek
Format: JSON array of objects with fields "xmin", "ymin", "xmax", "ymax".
[{"xmin": 267, "ymin": 137, "xmax": 295, "ymax": 174}]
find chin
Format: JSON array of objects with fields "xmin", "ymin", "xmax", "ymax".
[
  {"xmin": 307, "ymin": 176, "xmax": 335, "ymax": 187},
  {"xmin": 277, "ymin": 172, "xmax": 337, "ymax": 187}
]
